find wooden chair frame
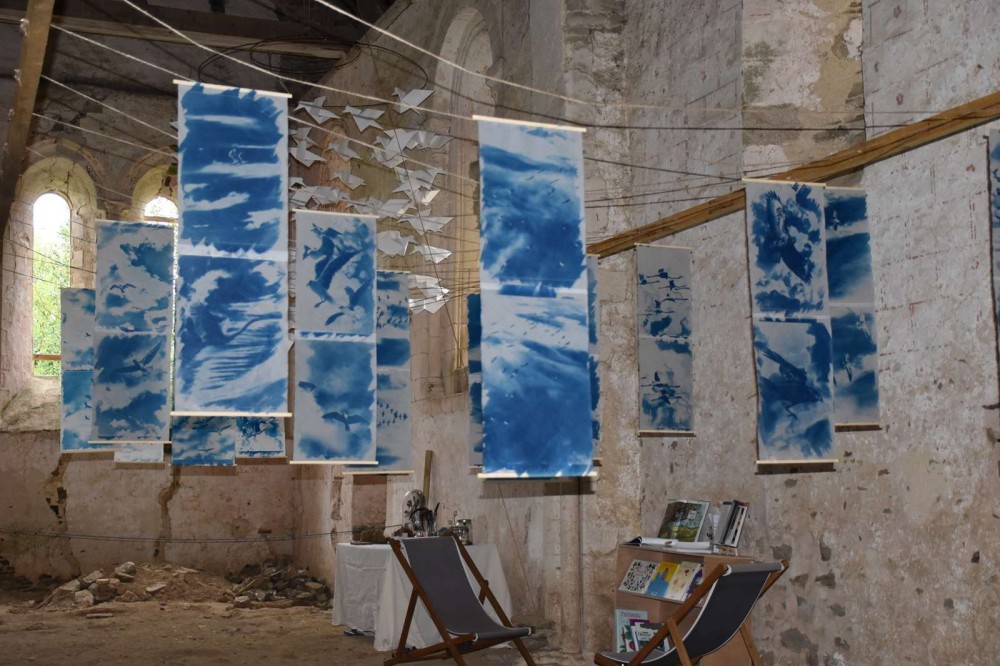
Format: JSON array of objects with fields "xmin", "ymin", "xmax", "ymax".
[
  {"xmin": 385, "ymin": 536, "xmax": 537, "ymax": 666},
  {"xmin": 594, "ymin": 560, "xmax": 788, "ymax": 666}
]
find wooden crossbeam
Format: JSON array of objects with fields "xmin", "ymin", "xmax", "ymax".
[
  {"xmin": 587, "ymin": 89, "xmax": 1000, "ymax": 258},
  {"xmin": 0, "ymin": 9, "xmax": 349, "ymax": 60},
  {"xmin": 0, "ymin": 0, "xmax": 55, "ymax": 241}
]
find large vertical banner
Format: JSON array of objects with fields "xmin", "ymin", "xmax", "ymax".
[
  {"xmin": 992, "ymin": 131, "xmax": 1000, "ymax": 334},
  {"xmin": 292, "ymin": 210, "xmax": 377, "ymax": 463},
  {"xmin": 746, "ymin": 181, "xmax": 835, "ymax": 462},
  {"xmin": 825, "ymin": 188, "xmax": 880, "ymax": 426},
  {"xmin": 587, "ymin": 256, "xmax": 602, "ymax": 455},
  {"xmin": 476, "ymin": 117, "xmax": 592, "ymax": 478},
  {"xmin": 92, "ymin": 221, "xmax": 174, "ymax": 443},
  {"xmin": 346, "ymin": 271, "xmax": 413, "ymax": 473},
  {"xmin": 60, "ymin": 288, "xmax": 105, "ymax": 452},
  {"xmin": 467, "ymin": 293, "xmax": 483, "ymax": 466},
  {"xmin": 173, "ymin": 82, "xmax": 290, "ymax": 415},
  {"xmin": 636, "ymin": 245, "xmax": 694, "ymax": 433}
]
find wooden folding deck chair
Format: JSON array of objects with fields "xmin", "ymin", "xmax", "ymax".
[
  {"xmin": 386, "ymin": 536, "xmax": 536, "ymax": 665},
  {"xmin": 594, "ymin": 560, "xmax": 788, "ymax": 666}
]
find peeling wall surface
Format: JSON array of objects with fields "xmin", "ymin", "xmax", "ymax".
[{"xmin": 3, "ymin": 1, "xmax": 1000, "ymax": 664}]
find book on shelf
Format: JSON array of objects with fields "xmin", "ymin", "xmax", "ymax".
[
  {"xmin": 656, "ymin": 499, "xmax": 710, "ymax": 541},
  {"xmin": 664, "ymin": 561, "xmax": 701, "ymax": 602},
  {"xmin": 643, "ymin": 561, "xmax": 680, "ymax": 598},
  {"xmin": 715, "ymin": 500, "xmax": 749, "ymax": 548},
  {"xmin": 618, "ymin": 559, "xmax": 659, "ymax": 595},
  {"xmin": 630, "ymin": 621, "xmax": 667, "ymax": 653},
  {"xmin": 614, "ymin": 609, "xmax": 648, "ymax": 652}
]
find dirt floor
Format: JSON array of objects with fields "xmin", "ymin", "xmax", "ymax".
[{"xmin": 0, "ymin": 564, "xmax": 553, "ymax": 666}]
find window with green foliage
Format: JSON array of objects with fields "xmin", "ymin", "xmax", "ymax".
[{"xmin": 32, "ymin": 192, "xmax": 71, "ymax": 376}]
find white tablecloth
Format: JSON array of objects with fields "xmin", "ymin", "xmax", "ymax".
[{"xmin": 331, "ymin": 542, "xmax": 513, "ymax": 652}]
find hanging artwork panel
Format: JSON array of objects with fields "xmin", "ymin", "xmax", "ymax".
[
  {"xmin": 636, "ymin": 245, "xmax": 694, "ymax": 433},
  {"xmin": 346, "ymin": 271, "xmax": 413, "ymax": 474},
  {"xmin": 92, "ymin": 221, "xmax": 174, "ymax": 443},
  {"xmin": 825, "ymin": 188, "xmax": 880, "ymax": 426},
  {"xmin": 746, "ymin": 181, "xmax": 828, "ymax": 317},
  {"xmin": 292, "ymin": 211, "xmax": 377, "ymax": 464},
  {"xmin": 114, "ymin": 444, "xmax": 165, "ymax": 464},
  {"xmin": 60, "ymin": 288, "xmax": 106, "ymax": 452},
  {"xmin": 467, "ymin": 293, "xmax": 483, "ymax": 466},
  {"xmin": 476, "ymin": 116, "xmax": 592, "ymax": 478},
  {"xmin": 587, "ymin": 256, "xmax": 602, "ymax": 455},
  {"xmin": 171, "ymin": 416, "xmax": 237, "ymax": 466},
  {"xmin": 752, "ymin": 317, "xmax": 834, "ymax": 461},
  {"xmin": 173, "ymin": 81, "xmax": 290, "ymax": 416},
  {"xmin": 234, "ymin": 417, "xmax": 286, "ymax": 458},
  {"xmin": 991, "ymin": 131, "xmax": 1000, "ymax": 331}
]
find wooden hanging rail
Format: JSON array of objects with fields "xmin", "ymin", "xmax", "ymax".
[{"xmin": 587, "ymin": 88, "xmax": 1000, "ymax": 258}]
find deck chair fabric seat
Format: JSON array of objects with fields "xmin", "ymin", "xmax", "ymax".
[
  {"xmin": 595, "ymin": 561, "xmax": 787, "ymax": 666},
  {"xmin": 386, "ymin": 536, "xmax": 536, "ymax": 665}
]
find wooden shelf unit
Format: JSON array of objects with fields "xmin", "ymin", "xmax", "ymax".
[{"xmin": 613, "ymin": 543, "xmax": 755, "ymax": 666}]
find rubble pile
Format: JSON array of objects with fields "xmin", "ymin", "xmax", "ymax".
[
  {"xmin": 223, "ymin": 559, "xmax": 331, "ymax": 610},
  {"xmin": 38, "ymin": 562, "xmax": 167, "ymax": 608}
]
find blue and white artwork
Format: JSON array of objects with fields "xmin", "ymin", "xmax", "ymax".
[
  {"xmin": 476, "ymin": 117, "xmax": 592, "ymax": 478},
  {"xmin": 746, "ymin": 181, "xmax": 828, "ymax": 317},
  {"xmin": 235, "ymin": 417, "xmax": 286, "ymax": 458},
  {"xmin": 830, "ymin": 305, "xmax": 880, "ymax": 424},
  {"xmin": 171, "ymin": 416, "xmax": 237, "ymax": 466},
  {"xmin": 347, "ymin": 272, "xmax": 412, "ymax": 474},
  {"xmin": 114, "ymin": 443, "xmax": 165, "ymax": 464},
  {"xmin": 295, "ymin": 210, "xmax": 376, "ymax": 336},
  {"xmin": 637, "ymin": 245, "xmax": 692, "ymax": 339},
  {"xmin": 96, "ymin": 221, "xmax": 174, "ymax": 333},
  {"xmin": 61, "ymin": 370, "xmax": 103, "ymax": 452},
  {"xmin": 177, "ymin": 82, "xmax": 288, "ymax": 258},
  {"xmin": 61, "ymin": 288, "xmax": 95, "ymax": 369},
  {"xmin": 92, "ymin": 331, "xmax": 171, "ymax": 442},
  {"xmin": 173, "ymin": 254, "xmax": 288, "ymax": 413},
  {"xmin": 639, "ymin": 336, "xmax": 694, "ymax": 432},
  {"xmin": 825, "ymin": 189, "xmax": 874, "ymax": 305},
  {"xmin": 293, "ymin": 337, "xmax": 376, "ymax": 463},
  {"xmin": 989, "ymin": 131, "xmax": 1000, "ymax": 344},
  {"xmin": 467, "ymin": 293, "xmax": 483, "ymax": 466},
  {"xmin": 753, "ymin": 317, "xmax": 835, "ymax": 461},
  {"xmin": 587, "ymin": 256, "xmax": 602, "ymax": 452}
]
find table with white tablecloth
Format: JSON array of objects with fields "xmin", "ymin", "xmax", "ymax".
[{"xmin": 331, "ymin": 542, "xmax": 513, "ymax": 652}]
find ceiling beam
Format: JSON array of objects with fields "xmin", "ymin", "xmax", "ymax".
[
  {"xmin": 0, "ymin": 2, "xmax": 351, "ymax": 60},
  {"xmin": 588, "ymin": 89, "xmax": 1000, "ymax": 258},
  {"xmin": 0, "ymin": 0, "xmax": 56, "ymax": 241}
]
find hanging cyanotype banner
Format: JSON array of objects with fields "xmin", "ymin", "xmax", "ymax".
[
  {"xmin": 346, "ymin": 271, "xmax": 413, "ymax": 474},
  {"xmin": 467, "ymin": 293, "xmax": 483, "ymax": 466},
  {"xmin": 173, "ymin": 81, "xmax": 290, "ymax": 416},
  {"xmin": 476, "ymin": 116, "xmax": 592, "ymax": 478},
  {"xmin": 588, "ymin": 256, "xmax": 602, "ymax": 455},
  {"xmin": 825, "ymin": 188, "xmax": 880, "ymax": 426},
  {"xmin": 636, "ymin": 245, "xmax": 694, "ymax": 434},
  {"xmin": 292, "ymin": 210, "xmax": 377, "ymax": 464},
  {"xmin": 92, "ymin": 221, "xmax": 174, "ymax": 443},
  {"xmin": 992, "ymin": 132, "xmax": 1000, "ymax": 330},
  {"xmin": 60, "ymin": 288, "xmax": 105, "ymax": 452},
  {"xmin": 171, "ymin": 416, "xmax": 237, "ymax": 466},
  {"xmin": 235, "ymin": 417, "xmax": 286, "ymax": 458},
  {"xmin": 746, "ymin": 181, "xmax": 835, "ymax": 463}
]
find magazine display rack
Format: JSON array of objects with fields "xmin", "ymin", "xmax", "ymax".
[{"xmin": 613, "ymin": 542, "xmax": 755, "ymax": 666}]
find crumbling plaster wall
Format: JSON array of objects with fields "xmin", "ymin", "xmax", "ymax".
[{"xmin": 631, "ymin": 1, "xmax": 1000, "ymax": 665}]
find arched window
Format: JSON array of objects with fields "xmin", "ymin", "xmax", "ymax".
[
  {"xmin": 32, "ymin": 192, "xmax": 71, "ymax": 376},
  {"xmin": 143, "ymin": 196, "xmax": 178, "ymax": 221}
]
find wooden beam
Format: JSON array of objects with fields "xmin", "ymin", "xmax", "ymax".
[
  {"xmin": 0, "ymin": 9, "xmax": 349, "ymax": 60},
  {"xmin": 588, "ymin": 89, "xmax": 1000, "ymax": 258},
  {"xmin": 0, "ymin": 0, "xmax": 55, "ymax": 241}
]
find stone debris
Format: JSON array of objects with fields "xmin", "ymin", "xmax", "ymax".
[
  {"xmin": 145, "ymin": 583, "xmax": 167, "ymax": 596},
  {"xmin": 85, "ymin": 612, "xmax": 114, "ymax": 620},
  {"xmin": 114, "ymin": 562, "xmax": 136, "ymax": 582},
  {"xmin": 73, "ymin": 590, "xmax": 94, "ymax": 607},
  {"xmin": 223, "ymin": 558, "xmax": 331, "ymax": 610}
]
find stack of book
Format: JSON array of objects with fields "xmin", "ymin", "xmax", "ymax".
[{"xmin": 618, "ymin": 558, "xmax": 704, "ymax": 601}]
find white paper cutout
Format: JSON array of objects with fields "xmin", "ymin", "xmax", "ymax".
[
  {"xmin": 294, "ymin": 95, "xmax": 339, "ymax": 124},
  {"xmin": 343, "ymin": 105, "xmax": 384, "ymax": 133},
  {"xmin": 327, "ymin": 138, "xmax": 360, "ymax": 161},
  {"xmin": 393, "ymin": 87, "xmax": 434, "ymax": 113},
  {"xmin": 377, "ymin": 230, "xmax": 415, "ymax": 256},
  {"xmin": 411, "ymin": 243, "xmax": 451, "ymax": 264}
]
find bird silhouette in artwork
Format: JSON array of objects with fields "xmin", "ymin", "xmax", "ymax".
[
  {"xmin": 322, "ymin": 410, "xmax": 367, "ymax": 431},
  {"xmin": 641, "ymin": 371, "xmax": 689, "ymax": 407},
  {"xmin": 114, "ymin": 339, "xmax": 163, "ymax": 377},
  {"xmin": 324, "ymin": 311, "xmax": 346, "ymax": 326},
  {"xmin": 110, "ymin": 283, "xmax": 136, "ymax": 295},
  {"xmin": 756, "ymin": 345, "xmax": 821, "ymax": 419},
  {"xmin": 307, "ymin": 248, "xmax": 360, "ymax": 306},
  {"xmin": 188, "ymin": 306, "xmax": 282, "ymax": 347}
]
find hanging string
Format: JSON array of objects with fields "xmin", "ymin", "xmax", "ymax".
[
  {"xmin": 32, "ymin": 113, "xmax": 174, "ymax": 157},
  {"xmin": 41, "ymin": 75, "xmax": 178, "ymax": 140}
]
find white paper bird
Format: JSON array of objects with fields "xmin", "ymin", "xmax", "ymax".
[
  {"xmin": 289, "ymin": 143, "xmax": 324, "ymax": 167},
  {"xmin": 366, "ymin": 198, "xmax": 412, "ymax": 218},
  {"xmin": 343, "ymin": 105, "xmax": 384, "ymax": 133},
  {"xmin": 371, "ymin": 147, "xmax": 407, "ymax": 169},
  {"xmin": 291, "ymin": 125, "xmax": 317, "ymax": 147},
  {"xmin": 393, "ymin": 88, "xmax": 434, "ymax": 114},
  {"xmin": 400, "ymin": 215, "xmax": 453, "ymax": 235},
  {"xmin": 411, "ymin": 243, "xmax": 452, "ymax": 264},
  {"xmin": 410, "ymin": 130, "xmax": 452, "ymax": 150},
  {"xmin": 289, "ymin": 177, "xmax": 305, "ymax": 189},
  {"xmin": 377, "ymin": 230, "xmax": 415, "ymax": 256},
  {"xmin": 330, "ymin": 172, "xmax": 366, "ymax": 190},
  {"xmin": 326, "ymin": 138, "xmax": 360, "ymax": 162},
  {"xmin": 393, "ymin": 167, "xmax": 443, "ymax": 190},
  {"xmin": 294, "ymin": 95, "xmax": 339, "ymax": 124}
]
